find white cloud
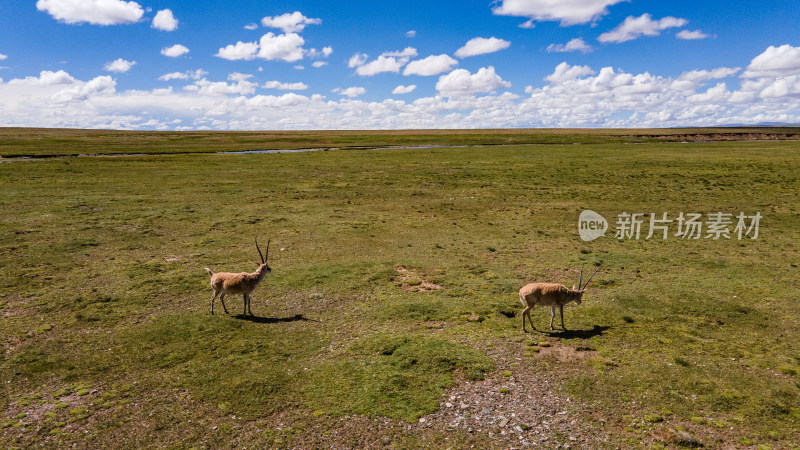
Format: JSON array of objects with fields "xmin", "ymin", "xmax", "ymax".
[
  {"xmin": 185, "ymin": 78, "xmax": 257, "ymax": 96},
  {"xmin": 676, "ymin": 29, "xmax": 710, "ymax": 40},
  {"xmin": 348, "ymin": 53, "xmax": 368, "ymax": 68},
  {"xmin": 404, "ymin": 55, "xmax": 458, "ymax": 76},
  {"xmin": 333, "ymin": 87, "xmax": 366, "ymax": 98},
  {"xmin": 228, "ymin": 72, "xmax": 253, "ymax": 82},
  {"xmin": 355, "ymin": 56, "xmax": 405, "ymax": 76},
  {"xmin": 261, "ymin": 11, "xmax": 321, "ymax": 33},
  {"xmin": 678, "ymin": 67, "xmax": 740, "ymax": 83},
  {"xmin": 5, "ymin": 45, "xmax": 800, "ymax": 131},
  {"xmin": 52, "ymin": 75, "xmax": 116, "ymax": 102},
  {"xmin": 258, "ymin": 32, "xmax": 305, "ymax": 62},
  {"xmin": 392, "ymin": 85, "xmax": 417, "ymax": 94},
  {"xmin": 312, "ymin": 61, "xmax": 327, "ymax": 68},
  {"xmin": 264, "ymin": 81, "xmax": 309, "ymax": 90},
  {"xmin": 306, "ymin": 46, "xmax": 333, "ymax": 58},
  {"xmin": 0, "ymin": 53, "xmax": 7, "ymax": 61},
  {"xmin": 546, "ymin": 38, "xmax": 592, "ymax": 54},
  {"xmin": 161, "ymin": 44, "xmax": 189, "ymax": 58},
  {"xmin": 9, "ymin": 70, "xmax": 76, "ymax": 86},
  {"xmin": 351, "ymin": 48, "xmax": 418, "ymax": 76},
  {"xmin": 216, "ymin": 33, "xmax": 306, "ymax": 62},
  {"xmin": 36, "ymin": 0, "xmax": 143, "ymax": 25},
  {"xmin": 104, "ymin": 58, "xmax": 136, "ymax": 73},
  {"xmin": 382, "ymin": 47, "xmax": 418, "ymax": 58},
  {"xmin": 742, "ymin": 44, "xmax": 800, "ymax": 78},
  {"xmin": 543, "ymin": 62, "xmax": 594, "ymax": 83},
  {"xmin": 492, "ymin": 0, "xmax": 626, "ymax": 26},
  {"xmin": 436, "ymin": 67, "xmax": 511, "ymax": 97},
  {"xmin": 244, "ymin": 23, "xmax": 258, "ymax": 30},
  {"xmin": 152, "ymin": 9, "xmax": 178, "ymax": 31},
  {"xmin": 454, "ymin": 37, "xmax": 511, "ymax": 58},
  {"xmin": 158, "ymin": 69, "xmax": 207, "ymax": 81},
  {"xmin": 216, "ymin": 41, "xmax": 259, "ymax": 60},
  {"xmin": 406, "ymin": 30, "xmax": 417, "ymax": 38},
  {"xmin": 598, "ymin": 14, "xmax": 688, "ymax": 44}
]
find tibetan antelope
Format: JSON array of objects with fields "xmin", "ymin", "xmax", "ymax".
[
  {"xmin": 519, "ymin": 264, "xmax": 600, "ymax": 332},
  {"xmin": 205, "ymin": 238, "xmax": 271, "ymax": 317}
]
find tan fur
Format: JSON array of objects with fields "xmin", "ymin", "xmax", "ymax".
[
  {"xmin": 519, "ymin": 282, "xmax": 585, "ymax": 332},
  {"xmin": 205, "ymin": 265, "xmax": 271, "ymax": 316},
  {"xmin": 205, "ymin": 239, "xmax": 272, "ymax": 317}
]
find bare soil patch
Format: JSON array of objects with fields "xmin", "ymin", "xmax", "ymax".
[{"xmin": 395, "ymin": 266, "xmax": 443, "ymax": 292}]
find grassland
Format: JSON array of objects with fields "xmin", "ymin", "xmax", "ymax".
[
  {"xmin": 2, "ymin": 126, "xmax": 800, "ymax": 157},
  {"xmin": 1, "ymin": 129, "xmax": 799, "ymax": 448}
]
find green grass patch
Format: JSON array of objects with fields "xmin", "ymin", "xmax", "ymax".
[{"xmin": 303, "ymin": 333, "xmax": 493, "ymax": 421}]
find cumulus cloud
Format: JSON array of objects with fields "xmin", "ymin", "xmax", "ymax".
[
  {"xmin": 216, "ymin": 41, "xmax": 259, "ymax": 60},
  {"xmin": 404, "ymin": 55, "xmax": 458, "ymax": 76},
  {"xmin": 161, "ymin": 44, "xmax": 189, "ymax": 58},
  {"xmin": 36, "ymin": 0, "xmax": 143, "ymax": 25},
  {"xmin": 355, "ymin": 56, "xmax": 405, "ymax": 76},
  {"xmin": 312, "ymin": 61, "xmax": 327, "ymax": 68},
  {"xmin": 492, "ymin": 0, "xmax": 626, "ymax": 26},
  {"xmin": 742, "ymin": 44, "xmax": 800, "ymax": 78},
  {"xmin": 184, "ymin": 77, "xmax": 257, "ymax": 96},
  {"xmin": 676, "ymin": 29, "xmax": 710, "ymax": 40},
  {"xmin": 261, "ymin": 11, "xmax": 321, "ymax": 33},
  {"xmin": 104, "ymin": 58, "xmax": 136, "ymax": 73},
  {"xmin": 52, "ymin": 75, "xmax": 116, "ymax": 102},
  {"xmin": 152, "ymin": 9, "xmax": 178, "ymax": 31},
  {"xmin": 543, "ymin": 62, "xmax": 594, "ymax": 83},
  {"xmin": 258, "ymin": 32, "xmax": 305, "ymax": 62},
  {"xmin": 0, "ymin": 53, "xmax": 7, "ymax": 61},
  {"xmin": 216, "ymin": 33, "xmax": 306, "ymax": 62},
  {"xmin": 333, "ymin": 87, "xmax": 366, "ymax": 98},
  {"xmin": 546, "ymin": 38, "xmax": 592, "ymax": 54},
  {"xmin": 264, "ymin": 81, "xmax": 309, "ymax": 90},
  {"xmin": 392, "ymin": 85, "xmax": 417, "ymax": 94},
  {"xmin": 454, "ymin": 37, "xmax": 511, "ymax": 58},
  {"xmin": 436, "ymin": 67, "xmax": 511, "ymax": 97},
  {"xmin": 598, "ymin": 14, "xmax": 688, "ymax": 43},
  {"xmin": 350, "ymin": 48, "xmax": 418, "ymax": 76},
  {"xmin": 9, "ymin": 70, "xmax": 76, "ymax": 86},
  {"xmin": 678, "ymin": 67, "xmax": 740, "ymax": 83},
  {"xmin": 244, "ymin": 23, "xmax": 259, "ymax": 30}
]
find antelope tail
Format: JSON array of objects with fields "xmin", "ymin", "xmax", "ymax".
[{"xmin": 204, "ymin": 267, "xmax": 214, "ymax": 276}]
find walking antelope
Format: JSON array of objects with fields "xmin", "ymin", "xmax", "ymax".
[
  {"xmin": 205, "ymin": 238, "xmax": 271, "ymax": 317},
  {"xmin": 519, "ymin": 265, "xmax": 600, "ymax": 332}
]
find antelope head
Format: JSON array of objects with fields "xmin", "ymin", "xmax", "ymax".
[
  {"xmin": 256, "ymin": 237, "xmax": 272, "ymax": 274},
  {"xmin": 573, "ymin": 264, "xmax": 600, "ymax": 304}
]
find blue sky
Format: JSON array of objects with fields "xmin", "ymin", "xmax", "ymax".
[{"xmin": 2, "ymin": 0, "xmax": 800, "ymax": 130}]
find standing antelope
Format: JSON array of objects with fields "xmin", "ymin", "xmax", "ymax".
[
  {"xmin": 519, "ymin": 265, "xmax": 600, "ymax": 332},
  {"xmin": 205, "ymin": 238, "xmax": 271, "ymax": 317}
]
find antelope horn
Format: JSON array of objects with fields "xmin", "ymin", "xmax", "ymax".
[
  {"xmin": 256, "ymin": 237, "xmax": 265, "ymax": 264},
  {"xmin": 578, "ymin": 264, "xmax": 584, "ymax": 290},
  {"xmin": 582, "ymin": 265, "xmax": 600, "ymax": 290},
  {"xmin": 265, "ymin": 238, "xmax": 270, "ymax": 263}
]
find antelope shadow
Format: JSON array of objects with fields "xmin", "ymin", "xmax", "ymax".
[
  {"xmin": 235, "ymin": 313, "xmax": 315, "ymax": 324},
  {"xmin": 544, "ymin": 324, "xmax": 610, "ymax": 339}
]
